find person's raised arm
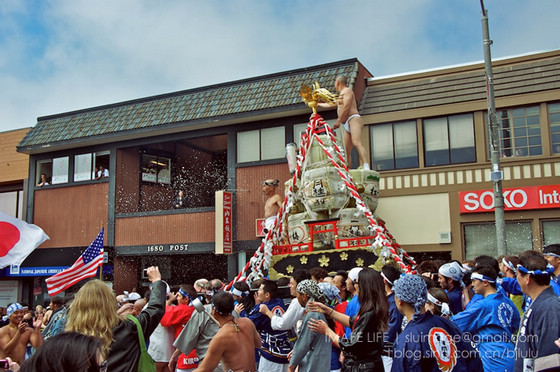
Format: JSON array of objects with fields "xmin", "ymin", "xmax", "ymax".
[
  {"xmin": 318, "ymin": 102, "xmax": 337, "ymax": 109},
  {"xmin": 135, "ymin": 266, "xmax": 165, "ymax": 338},
  {"xmin": 29, "ymin": 314, "xmax": 44, "ymax": 349},
  {"xmin": 308, "ymin": 301, "xmax": 350, "ymax": 327}
]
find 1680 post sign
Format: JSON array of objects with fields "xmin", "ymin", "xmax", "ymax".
[{"xmin": 146, "ymin": 244, "xmax": 189, "ymax": 253}]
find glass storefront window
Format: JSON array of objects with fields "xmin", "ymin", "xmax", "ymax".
[
  {"xmin": 464, "ymin": 221, "xmax": 533, "ymax": 260},
  {"xmin": 543, "ymin": 220, "xmax": 560, "ymax": 246}
]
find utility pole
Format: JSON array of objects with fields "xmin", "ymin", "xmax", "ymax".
[{"xmin": 480, "ymin": 0, "xmax": 507, "ymax": 256}]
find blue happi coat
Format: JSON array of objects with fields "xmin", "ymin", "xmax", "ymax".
[
  {"xmin": 248, "ymin": 298, "xmax": 291, "ymax": 364},
  {"xmin": 452, "ymin": 291, "xmax": 520, "ymax": 372},
  {"xmin": 392, "ymin": 311, "xmax": 482, "ymax": 372}
]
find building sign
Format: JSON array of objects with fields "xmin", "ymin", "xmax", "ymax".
[
  {"xmin": 145, "ymin": 244, "xmax": 189, "ymax": 253},
  {"xmin": 459, "ymin": 185, "xmax": 560, "ymax": 213},
  {"xmin": 7, "ymin": 266, "xmax": 67, "ymax": 277},
  {"xmin": 215, "ymin": 191, "xmax": 233, "ymax": 254},
  {"xmin": 115, "ymin": 243, "xmax": 213, "ymax": 256}
]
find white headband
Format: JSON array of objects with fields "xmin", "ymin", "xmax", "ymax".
[
  {"xmin": 543, "ymin": 252, "xmax": 560, "ymax": 258},
  {"xmin": 381, "ymin": 272, "xmax": 393, "ymax": 286},
  {"xmin": 230, "ymin": 287, "xmax": 249, "ymax": 297},
  {"xmin": 471, "ymin": 272, "xmax": 495, "ymax": 283},
  {"xmin": 427, "ymin": 292, "xmax": 442, "ymax": 306},
  {"xmin": 427, "ymin": 293, "xmax": 451, "ymax": 316},
  {"xmin": 502, "ymin": 257, "xmax": 516, "ymax": 273}
]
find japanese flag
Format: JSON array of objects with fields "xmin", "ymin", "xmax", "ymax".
[{"xmin": 0, "ymin": 211, "xmax": 49, "ymax": 269}]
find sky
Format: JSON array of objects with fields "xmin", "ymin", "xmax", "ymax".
[{"xmin": 1, "ymin": 0, "xmax": 559, "ymax": 133}]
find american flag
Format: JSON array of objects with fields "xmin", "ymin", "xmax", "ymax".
[{"xmin": 46, "ymin": 228, "xmax": 104, "ymax": 296}]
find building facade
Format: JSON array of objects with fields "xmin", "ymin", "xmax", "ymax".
[
  {"xmin": 362, "ymin": 50, "xmax": 560, "ymax": 262},
  {"xmin": 9, "ymin": 50, "xmax": 560, "ymax": 305},
  {"xmin": 15, "ymin": 60, "xmax": 371, "ymax": 303},
  {"xmin": 0, "ymin": 128, "xmax": 31, "ymax": 307}
]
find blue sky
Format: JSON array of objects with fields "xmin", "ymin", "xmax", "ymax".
[{"xmin": 1, "ymin": 0, "xmax": 559, "ymax": 132}]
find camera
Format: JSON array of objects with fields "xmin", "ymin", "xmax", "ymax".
[{"xmin": 0, "ymin": 359, "xmax": 9, "ymax": 369}]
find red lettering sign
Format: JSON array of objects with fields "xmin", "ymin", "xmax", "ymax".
[
  {"xmin": 459, "ymin": 185, "xmax": 560, "ymax": 213},
  {"xmin": 222, "ymin": 192, "xmax": 232, "ymax": 253}
]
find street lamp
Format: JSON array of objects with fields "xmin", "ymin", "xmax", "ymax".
[{"xmin": 480, "ymin": 0, "xmax": 507, "ymax": 256}]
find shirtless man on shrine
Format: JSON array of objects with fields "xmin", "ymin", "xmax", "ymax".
[
  {"xmin": 0, "ymin": 303, "xmax": 43, "ymax": 364},
  {"xmin": 193, "ymin": 292, "xmax": 261, "ymax": 372},
  {"xmin": 263, "ymin": 178, "xmax": 282, "ymax": 233},
  {"xmin": 319, "ymin": 75, "xmax": 370, "ymax": 170}
]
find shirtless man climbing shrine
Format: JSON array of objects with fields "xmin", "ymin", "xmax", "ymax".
[{"xmin": 319, "ymin": 75, "xmax": 370, "ymax": 170}]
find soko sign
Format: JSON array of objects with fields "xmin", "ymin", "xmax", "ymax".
[{"xmin": 459, "ymin": 185, "xmax": 560, "ymax": 213}]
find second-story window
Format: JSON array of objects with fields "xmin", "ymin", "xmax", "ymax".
[
  {"xmin": 549, "ymin": 102, "xmax": 560, "ymax": 154},
  {"xmin": 74, "ymin": 151, "xmax": 110, "ymax": 182},
  {"xmin": 370, "ymin": 120, "xmax": 418, "ymax": 171},
  {"xmin": 498, "ymin": 105, "xmax": 541, "ymax": 157},
  {"xmin": 237, "ymin": 127, "xmax": 285, "ymax": 163},
  {"xmin": 423, "ymin": 114, "xmax": 475, "ymax": 166}
]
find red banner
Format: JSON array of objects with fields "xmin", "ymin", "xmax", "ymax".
[{"xmin": 459, "ymin": 185, "xmax": 560, "ymax": 213}]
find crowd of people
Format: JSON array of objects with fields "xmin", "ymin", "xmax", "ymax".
[{"xmin": 0, "ymin": 245, "xmax": 559, "ymax": 371}]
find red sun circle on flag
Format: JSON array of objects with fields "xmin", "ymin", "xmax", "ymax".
[{"xmin": 0, "ymin": 222, "xmax": 20, "ymax": 258}]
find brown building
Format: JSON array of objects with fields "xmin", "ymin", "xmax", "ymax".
[
  {"xmin": 8, "ymin": 50, "xmax": 560, "ymax": 305},
  {"xmin": 362, "ymin": 50, "xmax": 560, "ymax": 261},
  {"xmin": 14, "ymin": 59, "xmax": 371, "ymax": 303},
  {"xmin": 0, "ymin": 127, "xmax": 32, "ymax": 306}
]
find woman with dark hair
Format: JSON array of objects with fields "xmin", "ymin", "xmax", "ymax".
[
  {"xmin": 425, "ymin": 287, "xmax": 451, "ymax": 318},
  {"xmin": 21, "ymin": 331, "xmax": 105, "ymax": 372},
  {"xmin": 308, "ymin": 268, "xmax": 388, "ymax": 371},
  {"xmin": 231, "ymin": 281, "xmax": 253, "ymax": 317}
]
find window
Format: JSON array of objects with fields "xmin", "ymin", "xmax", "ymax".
[
  {"xmin": 0, "ymin": 191, "xmax": 23, "ymax": 218},
  {"xmin": 464, "ymin": 221, "xmax": 532, "ymax": 260},
  {"xmin": 543, "ymin": 220, "xmax": 560, "ymax": 246},
  {"xmin": 36, "ymin": 159, "xmax": 52, "ymax": 186},
  {"xmin": 424, "ymin": 114, "xmax": 475, "ymax": 166},
  {"xmin": 237, "ymin": 127, "xmax": 285, "ymax": 162},
  {"xmin": 52, "ymin": 157, "xmax": 69, "ymax": 184},
  {"xmin": 141, "ymin": 155, "xmax": 171, "ymax": 184},
  {"xmin": 117, "ymin": 135, "xmax": 228, "ymax": 213},
  {"xmin": 371, "ymin": 121, "xmax": 418, "ymax": 170},
  {"xmin": 549, "ymin": 103, "xmax": 560, "ymax": 154},
  {"xmin": 74, "ymin": 151, "xmax": 110, "ymax": 182},
  {"xmin": 293, "ymin": 123, "xmax": 308, "ymax": 146},
  {"xmin": 36, "ymin": 157, "xmax": 69, "ymax": 186},
  {"xmin": 292, "ymin": 119, "xmax": 337, "ymax": 147},
  {"xmin": 498, "ymin": 105, "xmax": 541, "ymax": 157}
]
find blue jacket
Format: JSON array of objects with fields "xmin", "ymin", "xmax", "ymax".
[
  {"xmin": 392, "ymin": 311, "xmax": 483, "ymax": 372},
  {"xmin": 248, "ymin": 298, "xmax": 291, "ymax": 364},
  {"xmin": 452, "ymin": 292, "xmax": 520, "ymax": 372},
  {"xmin": 343, "ymin": 295, "xmax": 360, "ymax": 338}
]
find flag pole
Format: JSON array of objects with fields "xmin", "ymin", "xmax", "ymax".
[{"xmin": 100, "ymin": 223, "xmax": 104, "ymax": 281}]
